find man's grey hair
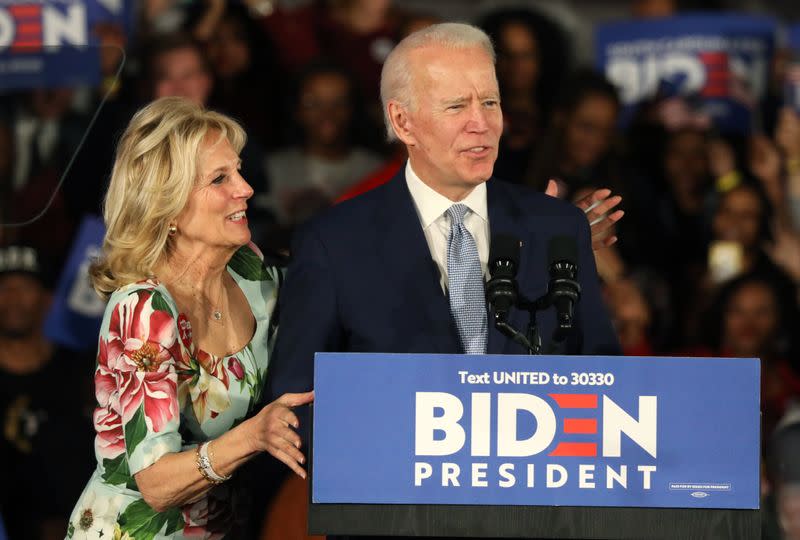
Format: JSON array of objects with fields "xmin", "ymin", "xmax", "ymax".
[{"xmin": 380, "ymin": 22, "xmax": 496, "ymax": 141}]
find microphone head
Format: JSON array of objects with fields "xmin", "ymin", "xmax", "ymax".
[
  {"xmin": 547, "ymin": 235, "xmax": 578, "ymax": 266},
  {"xmin": 548, "ymin": 236, "xmax": 578, "ymax": 281},
  {"xmin": 487, "ymin": 234, "xmax": 521, "ymax": 319},
  {"xmin": 489, "ymin": 234, "xmax": 521, "ymax": 274}
]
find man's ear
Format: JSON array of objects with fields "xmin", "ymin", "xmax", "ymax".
[{"xmin": 387, "ymin": 101, "xmax": 416, "ymax": 146}]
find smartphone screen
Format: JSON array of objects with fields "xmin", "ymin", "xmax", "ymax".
[{"xmin": 708, "ymin": 240, "xmax": 744, "ymax": 284}]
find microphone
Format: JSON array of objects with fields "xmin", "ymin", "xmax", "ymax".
[
  {"xmin": 486, "ymin": 234, "xmax": 521, "ymax": 321},
  {"xmin": 547, "ymin": 236, "xmax": 581, "ymax": 338}
]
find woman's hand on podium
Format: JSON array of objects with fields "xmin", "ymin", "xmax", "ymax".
[{"xmin": 247, "ymin": 390, "xmax": 315, "ymax": 478}]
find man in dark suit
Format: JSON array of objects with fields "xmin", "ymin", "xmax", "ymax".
[{"xmin": 265, "ymin": 22, "xmax": 621, "ymax": 539}]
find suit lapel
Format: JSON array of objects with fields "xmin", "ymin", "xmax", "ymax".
[{"xmin": 374, "ymin": 172, "xmax": 461, "ymax": 353}]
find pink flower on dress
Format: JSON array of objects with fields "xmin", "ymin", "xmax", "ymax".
[
  {"xmin": 227, "ymin": 357, "xmax": 244, "ymax": 380},
  {"xmin": 94, "ymin": 406, "xmax": 125, "ymax": 460},
  {"xmin": 95, "ymin": 337, "xmax": 117, "ymax": 410},
  {"xmin": 104, "ymin": 290, "xmax": 181, "ymax": 433}
]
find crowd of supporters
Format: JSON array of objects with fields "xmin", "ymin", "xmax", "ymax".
[{"xmin": 1, "ymin": 0, "xmax": 799, "ymax": 538}]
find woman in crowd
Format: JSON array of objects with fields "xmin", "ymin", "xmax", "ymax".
[
  {"xmin": 695, "ymin": 273, "xmax": 800, "ymax": 438},
  {"xmin": 66, "ymin": 97, "xmax": 311, "ymax": 539},
  {"xmin": 263, "ymin": 61, "xmax": 382, "ymax": 227},
  {"xmin": 479, "ymin": 7, "xmax": 570, "ymax": 184},
  {"xmin": 525, "ymin": 68, "xmax": 621, "ymax": 200},
  {"xmin": 204, "ymin": 3, "xmax": 283, "ymax": 150},
  {"xmin": 711, "ymin": 183, "xmax": 792, "ymax": 288}
]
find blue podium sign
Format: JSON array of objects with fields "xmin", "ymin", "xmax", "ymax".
[{"xmin": 312, "ymin": 353, "xmax": 759, "ymax": 509}]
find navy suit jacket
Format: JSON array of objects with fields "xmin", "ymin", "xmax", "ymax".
[
  {"xmin": 266, "ymin": 170, "xmax": 620, "ymax": 405},
  {"xmin": 264, "ymin": 171, "xmax": 620, "ymax": 540}
]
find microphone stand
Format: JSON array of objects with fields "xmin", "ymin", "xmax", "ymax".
[
  {"xmin": 492, "ymin": 287, "xmax": 577, "ymax": 355},
  {"xmin": 492, "ymin": 313, "xmax": 536, "ymax": 354},
  {"xmin": 491, "ymin": 292, "xmax": 547, "ymax": 355},
  {"xmin": 517, "ymin": 294, "xmax": 549, "ymax": 355}
]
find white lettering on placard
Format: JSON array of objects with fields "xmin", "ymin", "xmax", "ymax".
[
  {"xmin": 496, "ymin": 393, "xmax": 556, "ymax": 457},
  {"xmin": 415, "ymin": 392, "xmax": 656, "ymax": 458},
  {"xmin": 42, "ymin": 3, "xmax": 87, "ymax": 47},
  {"xmin": 413, "ymin": 462, "xmax": 656, "ymax": 490},
  {"xmin": 602, "ymin": 396, "xmax": 657, "ymax": 458},
  {"xmin": 0, "ymin": 9, "xmax": 13, "ymax": 49},
  {"xmin": 415, "ymin": 392, "xmax": 465, "ymax": 456}
]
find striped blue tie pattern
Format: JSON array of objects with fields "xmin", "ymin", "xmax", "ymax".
[{"xmin": 446, "ymin": 204, "xmax": 488, "ymax": 354}]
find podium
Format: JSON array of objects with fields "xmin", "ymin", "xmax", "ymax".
[{"xmin": 308, "ymin": 353, "xmax": 761, "ymax": 539}]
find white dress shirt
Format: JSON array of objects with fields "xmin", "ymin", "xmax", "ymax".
[{"xmin": 405, "ymin": 161, "xmax": 490, "ymax": 293}]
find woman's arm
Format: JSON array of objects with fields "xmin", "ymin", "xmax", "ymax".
[{"xmin": 134, "ymin": 391, "xmax": 313, "ymax": 512}]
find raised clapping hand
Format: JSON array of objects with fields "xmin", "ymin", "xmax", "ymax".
[
  {"xmin": 247, "ymin": 391, "xmax": 315, "ymax": 478},
  {"xmin": 545, "ymin": 179, "xmax": 624, "ymax": 250},
  {"xmin": 776, "ymin": 106, "xmax": 800, "ymax": 162}
]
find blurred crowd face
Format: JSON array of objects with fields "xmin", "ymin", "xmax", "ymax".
[
  {"xmin": 663, "ymin": 130, "xmax": 708, "ymax": 208},
  {"xmin": 0, "ymin": 274, "xmax": 47, "ymax": 339},
  {"xmin": 154, "ymin": 46, "xmax": 212, "ymax": 106},
  {"xmin": 94, "ymin": 22, "xmax": 126, "ymax": 77},
  {"xmin": 562, "ymin": 94, "xmax": 617, "ymax": 170},
  {"xmin": 0, "ymin": 122, "xmax": 12, "ymax": 179},
  {"xmin": 299, "ymin": 72, "xmax": 353, "ymax": 150},
  {"xmin": 496, "ymin": 22, "xmax": 539, "ymax": 95},
  {"xmin": 30, "ymin": 88, "xmax": 74, "ymax": 119},
  {"xmin": 358, "ymin": 0, "xmax": 391, "ymax": 19},
  {"xmin": 332, "ymin": 0, "xmax": 391, "ymax": 25},
  {"xmin": 502, "ymin": 95, "xmax": 539, "ymax": 150},
  {"xmin": 713, "ymin": 186, "xmax": 763, "ymax": 250},
  {"xmin": 779, "ymin": 485, "xmax": 800, "ymax": 540},
  {"xmin": 207, "ymin": 18, "xmax": 251, "ymax": 79},
  {"xmin": 722, "ymin": 281, "xmax": 778, "ymax": 357},
  {"xmin": 403, "ymin": 45, "xmax": 502, "ymax": 197},
  {"xmin": 175, "ymin": 132, "xmax": 253, "ymax": 252},
  {"xmin": 631, "ymin": 0, "xmax": 676, "ymax": 18}
]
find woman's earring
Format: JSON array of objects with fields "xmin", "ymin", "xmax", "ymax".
[{"xmin": 168, "ymin": 224, "xmax": 178, "ymax": 236}]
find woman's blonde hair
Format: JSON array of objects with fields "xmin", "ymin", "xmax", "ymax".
[{"xmin": 90, "ymin": 97, "xmax": 246, "ymax": 298}]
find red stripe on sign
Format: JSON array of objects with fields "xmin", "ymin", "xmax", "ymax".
[
  {"xmin": 548, "ymin": 394, "xmax": 598, "ymax": 408},
  {"xmin": 701, "ymin": 87, "xmax": 728, "ymax": 98},
  {"xmin": 564, "ymin": 418, "xmax": 597, "ymax": 434},
  {"xmin": 9, "ymin": 5, "xmax": 41, "ymax": 17},
  {"xmin": 699, "ymin": 52, "xmax": 728, "ymax": 65},
  {"xmin": 12, "ymin": 42, "xmax": 42, "ymax": 50},
  {"xmin": 549, "ymin": 442, "xmax": 597, "ymax": 457},
  {"xmin": 16, "ymin": 23, "xmax": 43, "ymax": 35}
]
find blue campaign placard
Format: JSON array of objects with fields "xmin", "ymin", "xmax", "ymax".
[
  {"xmin": 790, "ymin": 25, "xmax": 800, "ymax": 52},
  {"xmin": 0, "ymin": 0, "xmax": 134, "ymax": 90},
  {"xmin": 312, "ymin": 353, "xmax": 760, "ymax": 509},
  {"xmin": 43, "ymin": 215, "xmax": 107, "ymax": 350},
  {"xmin": 785, "ymin": 25, "xmax": 800, "ymax": 112},
  {"xmin": 595, "ymin": 13, "xmax": 776, "ymax": 133}
]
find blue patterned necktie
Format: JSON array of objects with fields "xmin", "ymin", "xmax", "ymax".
[{"xmin": 446, "ymin": 204, "xmax": 488, "ymax": 354}]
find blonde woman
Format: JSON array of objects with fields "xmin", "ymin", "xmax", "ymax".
[{"xmin": 66, "ymin": 97, "xmax": 312, "ymax": 539}]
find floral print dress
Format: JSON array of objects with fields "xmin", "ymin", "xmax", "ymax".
[{"xmin": 66, "ymin": 244, "xmax": 280, "ymax": 540}]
